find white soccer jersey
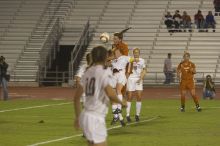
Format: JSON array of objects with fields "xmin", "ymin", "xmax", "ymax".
[
  {"xmin": 75, "ymin": 64, "xmax": 87, "ymax": 78},
  {"xmin": 130, "ymin": 58, "xmax": 146, "ymax": 78},
  {"xmin": 81, "ymin": 65, "xmax": 113, "ymax": 117},
  {"xmin": 111, "ymin": 55, "xmax": 131, "ymax": 71}
]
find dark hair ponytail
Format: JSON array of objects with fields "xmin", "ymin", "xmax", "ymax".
[
  {"xmin": 113, "ymin": 27, "xmax": 132, "ymax": 40},
  {"xmin": 91, "ymin": 46, "xmax": 108, "ymax": 64}
]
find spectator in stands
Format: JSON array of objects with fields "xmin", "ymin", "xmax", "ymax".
[
  {"xmin": 203, "ymin": 75, "xmax": 215, "ymax": 99},
  {"xmin": 214, "ymin": 0, "xmax": 220, "ymax": 14},
  {"xmin": 194, "ymin": 10, "xmax": 205, "ymax": 32},
  {"xmin": 181, "ymin": 11, "xmax": 192, "ymax": 32},
  {"xmin": 173, "ymin": 10, "xmax": 182, "ymax": 32},
  {"xmin": 164, "ymin": 11, "xmax": 174, "ymax": 33},
  {"xmin": 0, "ymin": 56, "xmax": 9, "ymax": 101},
  {"xmin": 205, "ymin": 11, "xmax": 216, "ymax": 32},
  {"xmin": 163, "ymin": 53, "xmax": 173, "ymax": 84}
]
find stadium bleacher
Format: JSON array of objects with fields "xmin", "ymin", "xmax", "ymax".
[{"xmin": 0, "ymin": 0, "xmax": 220, "ymax": 85}]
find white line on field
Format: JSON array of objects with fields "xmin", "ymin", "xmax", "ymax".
[
  {"xmin": 205, "ymin": 106, "xmax": 220, "ymax": 109},
  {"xmin": 27, "ymin": 116, "xmax": 160, "ymax": 146},
  {"xmin": 0, "ymin": 102, "xmax": 72, "ymax": 113}
]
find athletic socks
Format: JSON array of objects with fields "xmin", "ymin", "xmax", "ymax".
[
  {"xmin": 126, "ymin": 101, "xmax": 131, "ymax": 117},
  {"xmin": 117, "ymin": 94, "xmax": 123, "ymax": 120},
  {"xmin": 136, "ymin": 102, "xmax": 142, "ymax": 116},
  {"xmin": 112, "ymin": 104, "xmax": 119, "ymax": 119}
]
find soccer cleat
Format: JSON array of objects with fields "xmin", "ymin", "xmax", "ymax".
[
  {"xmin": 111, "ymin": 117, "xmax": 119, "ymax": 125},
  {"xmin": 135, "ymin": 115, "xmax": 140, "ymax": 122},
  {"xmin": 126, "ymin": 116, "xmax": 132, "ymax": 123},
  {"xmin": 112, "ymin": 108, "xmax": 121, "ymax": 114},
  {"xmin": 196, "ymin": 106, "xmax": 202, "ymax": 112},
  {"xmin": 120, "ymin": 120, "xmax": 126, "ymax": 127},
  {"xmin": 180, "ymin": 107, "xmax": 185, "ymax": 112}
]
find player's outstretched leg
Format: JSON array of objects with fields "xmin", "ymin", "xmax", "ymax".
[
  {"xmin": 111, "ymin": 104, "xmax": 119, "ymax": 125},
  {"xmin": 180, "ymin": 90, "xmax": 186, "ymax": 112},
  {"xmin": 117, "ymin": 94, "xmax": 126, "ymax": 126},
  {"xmin": 135, "ymin": 90, "xmax": 142, "ymax": 122},
  {"xmin": 126, "ymin": 91, "xmax": 132, "ymax": 123},
  {"xmin": 190, "ymin": 89, "xmax": 202, "ymax": 112}
]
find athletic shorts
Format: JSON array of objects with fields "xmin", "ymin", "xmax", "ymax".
[
  {"xmin": 79, "ymin": 111, "xmax": 107, "ymax": 144},
  {"xmin": 180, "ymin": 79, "xmax": 195, "ymax": 90},
  {"xmin": 111, "ymin": 71, "xmax": 127, "ymax": 88},
  {"xmin": 127, "ymin": 77, "xmax": 143, "ymax": 91}
]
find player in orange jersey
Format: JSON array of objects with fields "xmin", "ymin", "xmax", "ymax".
[
  {"xmin": 112, "ymin": 27, "xmax": 131, "ymax": 56},
  {"xmin": 177, "ymin": 52, "xmax": 202, "ymax": 112}
]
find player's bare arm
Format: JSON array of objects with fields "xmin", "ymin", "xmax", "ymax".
[
  {"xmin": 136, "ymin": 68, "xmax": 146, "ymax": 83},
  {"xmin": 177, "ymin": 68, "xmax": 181, "ymax": 81},
  {"xmin": 190, "ymin": 67, "xmax": 196, "ymax": 74},
  {"xmin": 75, "ymin": 76, "xmax": 81, "ymax": 87},
  {"xmin": 141, "ymin": 68, "xmax": 147, "ymax": 79},
  {"xmin": 74, "ymin": 84, "xmax": 84, "ymax": 130}
]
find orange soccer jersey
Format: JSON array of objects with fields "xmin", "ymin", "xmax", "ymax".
[
  {"xmin": 112, "ymin": 41, "xmax": 129, "ymax": 56},
  {"xmin": 177, "ymin": 61, "xmax": 196, "ymax": 90}
]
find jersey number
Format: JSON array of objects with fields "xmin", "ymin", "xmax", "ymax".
[{"xmin": 85, "ymin": 77, "xmax": 95, "ymax": 96}]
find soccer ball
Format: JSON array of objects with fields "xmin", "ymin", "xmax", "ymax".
[{"xmin": 100, "ymin": 32, "xmax": 110, "ymax": 43}]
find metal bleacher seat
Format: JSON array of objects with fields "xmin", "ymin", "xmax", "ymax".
[{"xmin": 76, "ymin": 0, "xmax": 220, "ymax": 84}]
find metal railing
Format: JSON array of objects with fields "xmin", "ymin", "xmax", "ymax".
[
  {"xmin": 38, "ymin": 18, "xmax": 62, "ymax": 81},
  {"xmin": 18, "ymin": 70, "xmax": 220, "ymax": 86},
  {"xmin": 69, "ymin": 19, "xmax": 90, "ymax": 79},
  {"xmin": 144, "ymin": 72, "xmax": 219, "ymax": 85},
  {"xmin": 38, "ymin": 71, "xmax": 69, "ymax": 86},
  {"xmin": 13, "ymin": 0, "xmax": 53, "ymax": 70},
  {"xmin": 43, "ymin": 0, "xmax": 64, "ymax": 36}
]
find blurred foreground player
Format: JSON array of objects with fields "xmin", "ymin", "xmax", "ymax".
[
  {"xmin": 75, "ymin": 53, "xmax": 92, "ymax": 105},
  {"xmin": 74, "ymin": 46, "xmax": 126, "ymax": 146}
]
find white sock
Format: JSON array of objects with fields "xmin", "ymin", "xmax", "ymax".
[
  {"xmin": 136, "ymin": 102, "xmax": 142, "ymax": 116},
  {"xmin": 118, "ymin": 113, "xmax": 123, "ymax": 120},
  {"xmin": 117, "ymin": 94, "xmax": 123, "ymax": 110},
  {"xmin": 126, "ymin": 102, "xmax": 131, "ymax": 117},
  {"xmin": 112, "ymin": 104, "xmax": 118, "ymax": 118},
  {"xmin": 117, "ymin": 94, "xmax": 123, "ymax": 101},
  {"xmin": 117, "ymin": 95, "xmax": 123, "ymax": 120}
]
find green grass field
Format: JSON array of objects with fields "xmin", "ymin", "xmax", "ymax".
[{"xmin": 0, "ymin": 98, "xmax": 220, "ymax": 146}]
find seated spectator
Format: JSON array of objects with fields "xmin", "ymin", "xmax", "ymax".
[
  {"xmin": 181, "ymin": 11, "xmax": 192, "ymax": 32},
  {"xmin": 205, "ymin": 11, "xmax": 216, "ymax": 32},
  {"xmin": 164, "ymin": 12, "xmax": 173, "ymax": 33},
  {"xmin": 173, "ymin": 10, "xmax": 182, "ymax": 32},
  {"xmin": 194, "ymin": 10, "xmax": 205, "ymax": 32},
  {"xmin": 203, "ymin": 75, "xmax": 215, "ymax": 100},
  {"xmin": 214, "ymin": 0, "xmax": 220, "ymax": 14}
]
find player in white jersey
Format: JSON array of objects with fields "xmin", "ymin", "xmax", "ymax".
[
  {"xmin": 126, "ymin": 48, "xmax": 146, "ymax": 122},
  {"xmin": 74, "ymin": 46, "xmax": 126, "ymax": 146},
  {"xmin": 75, "ymin": 53, "xmax": 92, "ymax": 104},
  {"xmin": 111, "ymin": 48, "xmax": 132, "ymax": 126}
]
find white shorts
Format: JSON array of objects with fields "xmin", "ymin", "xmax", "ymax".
[
  {"xmin": 111, "ymin": 71, "xmax": 127, "ymax": 88},
  {"xmin": 127, "ymin": 77, "xmax": 143, "ymax": 91},
  {"xmin": 79, "ymin": 111, "xmax": 107, "ymax": 144}
]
